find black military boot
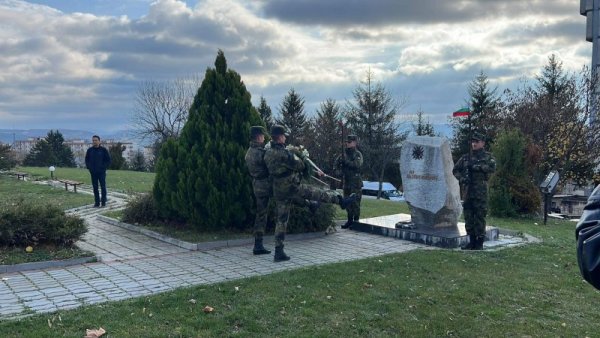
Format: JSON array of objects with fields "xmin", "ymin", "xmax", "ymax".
[
  {"xmin": 341, "ymin": 216, "xmax": 353, "ymax": 229},
  {"xmin": 273, "ymin": 245, "xmax": 290, "ymax": 262},
  {"xmin": 461, "ymin": 234, "xmax": 476, "ymax": 250},
  {"xmin": 472, "ymin": 236, "xmax": 485, "ymax": 250},
  {"xmin": 338, "ymin": 193, "xmax": 357, "ymax": 210},
  {"xmin": 252, "ymin": 235, "xmax": 271, "ymax": 255}
]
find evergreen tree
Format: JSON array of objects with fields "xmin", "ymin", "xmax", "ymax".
[
  {"xmin": 0, "ymin": 144, "xmax": 17, "ymax": 170},
  {"xmin": 489, "ymin": 129, "xmax": 541, "ymax": 216},
  {"xmin": 108, "ymin": 143, "xmax": 127, "ymax": 170},
  {"xmin": 501, "ymin": 55, "xmax": 599, "ymax": 184},
  {"xmin": 275, "ymin": 88, "xmax": 307, "ymax": 146},
  {"xmin": 346, "ymin": 70, "xmax": 407, "ymax": 183},
  {"xmin": 23, "ymin": 130, "xmax": 75, "ymax": 167},
  {"xmin": 305, "ymin": 99, "xmax": 343, "ymax": 179},
  {"xmin": 154, "ymin": 50, "xmax": 262, "ymax": 230},
  {"xmin": 257, "ymin": 95, "xmax": 274, "ymax": 131},
  {"xmin": 130, "ymin": 149, "xmax": 147, "ymax": 172},
  {"xmin": 451, "ymin": 71, "xmax": 500, "ymax": 160},
  {"xmin": 412, "ymin": 108, "xmax": 435, "ymax": 136}
]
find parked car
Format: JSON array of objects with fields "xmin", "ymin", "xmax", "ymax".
[{"xmin": 362, "ymin": 181, "xmax": 405, "ymax": 201}]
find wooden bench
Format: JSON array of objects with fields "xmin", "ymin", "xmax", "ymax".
[
  {"xmin": 14, "ymin": 172, "xmax": 28, "ymax": 180},
  {"xmin": 58, "ymin": 179, "xmax": 83, "ymax": 192}
]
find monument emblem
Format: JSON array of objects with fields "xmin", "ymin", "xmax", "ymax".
[{"xmin": 411, "ymin": 145, "xmax": 424, "ymax": 160}]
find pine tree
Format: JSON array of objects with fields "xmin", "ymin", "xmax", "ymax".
[
  {"xmin": 108, "ymin": 143, "xmax": 127, "ymax": 170},
  {"xmin": 275, "ymin": 88, "xmax": 307, "ymax": 146},
  {"xmin": 451, "ymin": 71, "xmax": 500, "ymax": 160},
  {"xmin": 130, "ymin": 149, "xmax": 147, "ymax": 172},
  {"xmin": 153, "ymin": 50, "xmax": 262, "ymax": 230},
  {"xmin": 257, "ymin": 95, "xmax": 274, "ymax": 131},
  {"xmin": 345, "ymin": 70, "xmax": 406, "ymax": 183},
  {"xmin": 0, "ymin": 144, "xmax": 17, "ymax": 170},
  {"xmin": 413, "ymin": 109, "xmax": 435, "ymax": 136},
  {"xmin": 306, "ymin": 98, "xmax": 343, "ymax": 177},
  {"xmin": 489, "ymin": 129, "xmax": 540, "ymax": 216},
  {"xmin": 23, "ymin": 130, "xmax": 75, "ymax": 167}
]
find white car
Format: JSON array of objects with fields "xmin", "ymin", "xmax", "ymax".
[{"xmin": 362, "ymin": 181, "xmax": 405, "ymax": 201}]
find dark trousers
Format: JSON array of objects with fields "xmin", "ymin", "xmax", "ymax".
[{"xmin": 90, "ymin": 171, "xmax": 107, "ymax": 205}]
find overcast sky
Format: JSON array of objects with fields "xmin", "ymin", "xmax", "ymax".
[{"xmin": 0, "ymin": 0, "xmax": 592, "ymax": 134}]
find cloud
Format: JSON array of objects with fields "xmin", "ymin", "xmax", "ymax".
[
  {"xmin": 0, "ymin": 0, "xmax": 592, "ymax": 132},
  {"xmin": 259, "ymin": 0, "xmax": 575, "ymax": 26}
]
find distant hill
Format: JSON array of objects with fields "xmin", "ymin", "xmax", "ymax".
[{"xmin": 0, "ymin": 129, "xmax": 144, "ymax": 145}]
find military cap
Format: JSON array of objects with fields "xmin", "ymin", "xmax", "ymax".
[
  {"xmin": 270, "ymin": 125, "xmax": 287, "ymax": 137},
  {"xmin": 250, "ymin": 126, "xmax": 265, "ymax": 138},
  {"xmin": 347, "ymin": 135, "xmax": 358, "ymax": 142},
  {"xmin": 471, "ymin": 132, "xmax": 485, "ymax": 142}
]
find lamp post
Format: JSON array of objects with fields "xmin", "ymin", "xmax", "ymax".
[{"xmin": 49, "ymin": 166, "xmax": 55, "ymax": 180}]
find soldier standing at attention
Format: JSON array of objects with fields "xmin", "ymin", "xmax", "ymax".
[
  {"xmin": 244, "ymin": 126, "xmax": 271, "ymax": 255},
  {"xmin": 452, "ymin": 132, "xmax": 496, "ymax": 250},
  {"xmin": 264, "ymin": 125, "xmax": 356, "ymax": 262},
  {"xmin": 336, "ymin": 134, "xmax": 363, "ymax": 229}
]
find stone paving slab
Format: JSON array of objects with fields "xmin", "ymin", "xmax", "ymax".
[{"xmin": 0, "ymin": 229, "xmax": 426, "ymax": 319}]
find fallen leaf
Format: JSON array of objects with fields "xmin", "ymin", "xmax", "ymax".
[
  {"xmin": 326, "ymin": 296, "xmax": 332, "ymax": 300},
  {"xmin": 189, "ymin": 299, "xmax": 197, "ymax": 304},
  {"xmin": 561, "ymin": 323, "xmax": 566, "ymax": 327},
  {"xmin": 85, "ymin": 327, "xmax": 106, "ymax": 338},
  {"xmin": 203, "ymin": 305, "xmax": 214, "ymax": 313},
  {"xmin": 363, "ymin": 283, "xmax": 373, "ymax": 288},
  {"xmin": 234, "ymin": 286, "xmax": 239, "ymax": 292},
  {"xmin": 296, "ymin": 285, "xmax": 302, "ymax": 289}
]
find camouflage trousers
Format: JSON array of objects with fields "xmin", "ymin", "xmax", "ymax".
[
  {"xmin": 343, "ymin": 186, "xmax": 362, "ymax": 221},
  {"xmin": 463, "ymin": 198, "xmax": 488, "ymax": 237},
  {"xmin": 274, "ymin": 184, "xmax": 340, "ymax": 247},
  {"xmin": 253, "ymin": 195, "xmax": 270, "ymax": 237}
]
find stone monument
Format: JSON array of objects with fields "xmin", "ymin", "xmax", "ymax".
[{"xmin": 400, "ymin": 136, "xmax": 462, "ymax": 229}]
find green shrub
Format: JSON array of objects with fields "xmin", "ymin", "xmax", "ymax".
[
  {"xmin": 266, "ymin": 194, "xmax": 337, "ymax": 234},
  {"xmin": 122, "ymin": 193, "xmax": 159, "ymax": 224},
  {"xmin": 0, "ymin": 200, "xmax": 86, "ymax": 246}
]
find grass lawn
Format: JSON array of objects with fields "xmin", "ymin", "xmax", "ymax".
[
  {"xmin": 1, "ymin": 217, "xmax": 598, "ymax": 336},
  {"xmin": 0, "ymin": 175, "xmax": 91, "ymax": 210},
  {"xmin": 17, "ymin": 166, "xmax": 155, "ymax": 193},
  {"xmin": 0, "ymin": 175, "xmax": 94, "ymax": 265}
]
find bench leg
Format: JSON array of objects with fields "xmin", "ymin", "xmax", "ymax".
[
  {"xmin": 64, "ymin": 183, "xmax": 68, "ymax": 191},
  {"xmin": 74, "ymin": 185, "xmax": 77, "ymax": 193}
]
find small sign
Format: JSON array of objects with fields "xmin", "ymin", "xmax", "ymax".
[{"xmin": 540, "ymin": 170, "xmax": 560, "ymax": 194}]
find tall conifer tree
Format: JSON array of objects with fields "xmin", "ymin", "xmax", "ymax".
[{"xmin": 153, "ymin": 50, "xmax": 262, "ymax": 230}]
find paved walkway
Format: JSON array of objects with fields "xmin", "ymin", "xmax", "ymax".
[{"xmin": 0, "ymin": 192, "xmax": 430, "ymax": 319}]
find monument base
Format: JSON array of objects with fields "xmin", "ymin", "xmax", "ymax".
[{"xmin": 351, "ymin": 214, "xmax": 499, "ymax": 249}]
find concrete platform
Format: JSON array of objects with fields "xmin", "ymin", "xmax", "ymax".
[{"xmin": 352, "ymin": 213, "xmax": 499, "ymax": 248}]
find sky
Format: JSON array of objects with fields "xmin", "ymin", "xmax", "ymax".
[{"xmin": 0, "ymin": 0, "xmax": 593, "ymax": 134}]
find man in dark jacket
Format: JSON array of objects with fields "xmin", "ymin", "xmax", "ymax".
[
  {"xmin": 85, "ymin": 135, "xmax": 111, "ymax": 207},
  {"xmin": 576, "ymin": 184, "xmax": 600, "ymax": 290}
]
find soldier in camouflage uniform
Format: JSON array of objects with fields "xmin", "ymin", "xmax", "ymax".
[
  {"xmin": 336, "ymin": 135, "xmax": 363, "ymax": 229},
  {"xmin": 452, "ymin": 132, "xmax": 496, "ymax": 250},
  {"xmin": 264, "ymin": 125, "xmax": 357, "ymax": 262},
  {"xmin": 244, "ymin": 126, "xmax": 271, "ymax": 255}
]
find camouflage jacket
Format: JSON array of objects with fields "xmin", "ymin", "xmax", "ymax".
[
  {"xmin": 336, "ymin": 148, "xmax": 363, "ymax": 189},
  {"xmin": 263, "ymin": 141, "xmax": 305, "ymax": 200},
  {"xmin": 245, "ymin": 141, "xmax": 271, "ymax": 198},
  {"xmin": 453, "ymin": 149, "xmax": 496, "ymax": 202}
]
